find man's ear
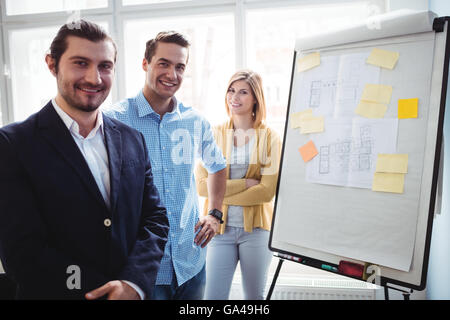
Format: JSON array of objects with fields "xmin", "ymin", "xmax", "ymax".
[
  {"xmin": 45, "ymin": 54, "xmax": 57, "ymax": 77},
  {"xmin": 142, "ymin": 58, "xmax": 149, "ymax": 72}
]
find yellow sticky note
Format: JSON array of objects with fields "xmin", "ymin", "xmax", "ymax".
[
  {"xmin": 299, "ymin": 116, "xmax": 324, "ymax": 134},
  {"xmin": 290, "ymin": 109, "xmax": 313, "ymax": 129},
  {"xmin": 299, "ymin": 140, "xmax": 318, "ymax": 162},
  {"xmin": 298, "ymin": 52, "xmax": 320, "ymax": 72},
  {"xmin": 366, "ymin": 48, "xmax": 399, "ymax": 70},
  {"xmin": 372, "ymin": 172, "xmax": 405, "ymax": 194},
  {"xmin": 361, "ymin": 84, "xmax": 393, "ymax": 105},
  {"xmin": 376, "ymin": 154, "xmax": 408, "ymax": 174},
  {"xmin": 398, "ymin": 98, "xmax": 418, "ymax": 119},
  {"xmin": 355, "ymin": 101, "xmax": 388, "ymax": 118}
]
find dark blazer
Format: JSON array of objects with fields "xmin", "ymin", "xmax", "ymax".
[{"xmin": 0, "ymin": 101, "xmax": 169, "ymax": 299}]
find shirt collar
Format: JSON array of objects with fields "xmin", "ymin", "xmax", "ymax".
[
  {"xmin": 51, "ymin": 98, "xmax": 104, "ymax": 139},
  {"xmin": 136, "ymin": 90, "xmax": 182, "ymax": 120}
]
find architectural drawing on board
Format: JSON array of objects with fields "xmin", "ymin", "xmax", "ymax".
[
  {"xmin": 306, "ymin": 118, "xmax": 398, "ymax": 189},
  {"xmin": 295, "ymin": 52, "xmax": 380, "ymax": 117},
  {"xmin": 309, "ymin": 80, "xmax": 323, "ymax": 108},
  {"xmin": 308, "ymin": 79, "xmax": 337, "ymax": 109},
  {"xmin": 319, "ymin": 146, "xmax": 330, "ymax": 174}
]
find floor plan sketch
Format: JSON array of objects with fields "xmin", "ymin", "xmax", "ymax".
[
  {"xmin": 309, "ymin": 80, "xmax": 323, "ymax": 108},
  {"xmin": 308, "ymin": 79, "xmax": 338, "ymax": 109},
  {"xmin": 319, "ymin": 146, "xmax": 330, "ymax": 174},
  {"xmin": 295, "ymin": 52, "xmax": 380, "ymax": 117},
  {"xmin": 306, "ymin": 118, "xmax": 398, "ymax": 189}
]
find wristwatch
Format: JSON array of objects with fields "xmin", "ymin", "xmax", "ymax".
[{"xmin": 208, "ymin": 208, "xmax": 224, "ymax": 224}]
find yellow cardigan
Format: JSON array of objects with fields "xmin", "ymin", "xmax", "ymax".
[{"xmin": 195, "ymin": 120, "xmax": 281, "ymax": 234}]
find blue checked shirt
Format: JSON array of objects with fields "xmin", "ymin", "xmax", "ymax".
[{"xmin": 105, "ymin": 91, "xmax": 226, "ymax": 286}]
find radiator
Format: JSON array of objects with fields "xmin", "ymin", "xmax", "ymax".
[{"xmin": 229, "ymin": 275, "xmax": 377, "ymax": 300}]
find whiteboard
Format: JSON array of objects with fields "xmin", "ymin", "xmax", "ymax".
[{"xmin": 269, "ymin": 11, "xmax": 447, "ymax": 290}]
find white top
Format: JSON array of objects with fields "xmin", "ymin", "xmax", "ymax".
[
  {"xmin": 51, "ymin": 99, "xmax": 144, "ymax": 300},
  {"xmin": 227, "ymin": 135, "xmax": 255, "ymax": 228}
]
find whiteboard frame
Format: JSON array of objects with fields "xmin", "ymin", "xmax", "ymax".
[{"xmin": 269, "ymin": 16, "xmax": 449, "ymax": 291}]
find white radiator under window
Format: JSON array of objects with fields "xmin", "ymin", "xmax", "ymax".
[{"xmin": 229, "ymin": 275, "xmax": 378, "ymax": 300}]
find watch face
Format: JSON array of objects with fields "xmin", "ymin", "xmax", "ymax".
[
  {"xmin": 210, "ymin": 209, "xmax": 222, "ymax": 217},
  {"xmin": 213, "ymin": 209, "xmax": 222, "ymax": 218},
  {"xmin": 209, "ymin": 209, "xmax": 224, "ymax": 223}
]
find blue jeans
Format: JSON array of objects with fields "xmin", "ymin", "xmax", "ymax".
[{"xmin": 151, "ymin": 264, "xmax": 206, "ymax": 300}]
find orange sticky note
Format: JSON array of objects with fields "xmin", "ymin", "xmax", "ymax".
[
  {"xmin": 299, "ymin": 140, "xmax": 318, "ymax": 162},
  {"xmin": 398, "ymin": 98, "xmax": 418, "ymax": 119}
]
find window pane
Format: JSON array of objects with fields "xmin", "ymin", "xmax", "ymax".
[
  {"xmin": 123, "ymin": 0, "xmax": 191, "ymax": 5},
  {"xmin": 5, "ymin": 0, "xmax": 107, "ymax": 16},
  {"xmin": 9, "ymin": 22, "xmax": 111, "ymax": 122},
  {"xmin": 123, "ymin": 14, "xmax": 234, "ymax": 124},
  {"xmin": 246, "ymin": 1, "xmax": 384, "ymax": 135}
]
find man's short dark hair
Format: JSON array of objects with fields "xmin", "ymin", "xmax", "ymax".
[
  {"xmin": 144, "ymin": 31, "xmax": 190, "ymax": 63},
  {"xmin": 49, "ymin": 19, "xmax": 117, "ymax": 73}
]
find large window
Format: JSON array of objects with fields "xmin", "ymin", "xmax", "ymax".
[
  {"xmin": 246, "ymin": 1, "xmax": 383, "ymax": 134},
  {"xmin": 0, "ymin": 0, "xmax": 386, "ymax": 129},
  {"xmin": 6, "ymin": 22, "xmax": 109, "ymax": 122},
  {"xmin": 122, "ymin": 0, "xmax": 191, "ymax": 5},
  {"xmin": 4, "ymin": 0, "xmax": 107, "ymax": 16},
  {"xmin": 123, "ymin": 13, "xmax": 234, "ymax": 124},
  {"xmin": 8, "ymin": 26, "xmax": 59, "ymax": 121}
]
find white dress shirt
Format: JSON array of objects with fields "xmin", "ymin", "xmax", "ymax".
[{"xmin": 51, "ymin": 99, "xmax": 144, "ymax": 300}]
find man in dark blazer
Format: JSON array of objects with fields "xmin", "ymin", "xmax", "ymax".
[{"xmin": 0, "ymin": 20, "xmax": 169, "ymax": 300}]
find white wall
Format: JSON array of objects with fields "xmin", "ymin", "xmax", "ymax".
[{"xmin": 427, "ymin": 0, "xmax": 450, "ymax": 300}]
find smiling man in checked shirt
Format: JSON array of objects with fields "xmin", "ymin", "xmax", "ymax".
[{"xmin": 105, "ymin": 31, "xmax": 226, "ymax": 300}]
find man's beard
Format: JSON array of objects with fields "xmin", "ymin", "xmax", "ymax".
[{"xmin": 57, "ymin": 81, "xmax": 108, "ymax": 113}]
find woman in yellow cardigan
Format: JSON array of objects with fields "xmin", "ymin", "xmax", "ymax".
[{"xmin": 195, "ymin": 70, "xmax": 281, "ymax": 300}]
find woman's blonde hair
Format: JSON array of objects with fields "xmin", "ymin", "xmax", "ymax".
[{"xmin": 225, "ymin": 69, "xmax": 267, "ymax": 128}]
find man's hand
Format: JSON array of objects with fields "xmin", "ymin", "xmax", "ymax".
[
  {"xmin": 194, "ymin": 215, "xmax": 220, "ymax": 248},
  {"xmin": 85, "ymin": 280, "xmax": 140, "ymax": 300}
]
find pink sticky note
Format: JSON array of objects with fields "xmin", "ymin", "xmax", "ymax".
[{"xmin": 299, "ymin": 140, "xmax": 318, "ymax": 162}]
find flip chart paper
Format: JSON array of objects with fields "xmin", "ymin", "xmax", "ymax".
[
  {"xmin": 290, "ymin": 109, "xmax": 313, "ymax": 128},
  {"xmin": 299, "ymin": 140, "xmax": 319, "ymax": 162},
  {"xmin": 299, "ymin": 116, "xmax": 324, "ymax": 134},
  {"xmin": 366, "ymin": 48, "xmax": 399, "ymax": 69},
  {"xmin": 372, "ymin": 172, "xmax": 405, "ymax": 193},
  {"xmin": 361, "ymin": 84, "xmax": 393, "ymax": 105},
  {"xmin": 376, "ymin": 154, "xmax": 408, "ymax": 173},
  {"xmin": 355, "ymin": 101, "xmax": 388, "ymax": 118},
  {"xmin": 398, "ymin": 98, "xmax": 419, "ymax": 119},
  {"xmin": 297, "ymin": 52, "xmax": 320, "ymax": 72}
]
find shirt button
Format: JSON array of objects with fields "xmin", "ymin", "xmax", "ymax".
[{"xmin": 104, "ymin": 218, "xmax": 112, "ymax": 227}]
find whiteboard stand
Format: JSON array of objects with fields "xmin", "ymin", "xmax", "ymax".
[
  {"xmin": 383, "ymin": 284, "xmax": 414, "ymax": 300},
  {"xmin": 265, "ymin": 256, "xmax": 284, "ymax": 300},
  {"xmin": 268, "ymin": 11, "xmax": 450, "ymax": 299}
]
